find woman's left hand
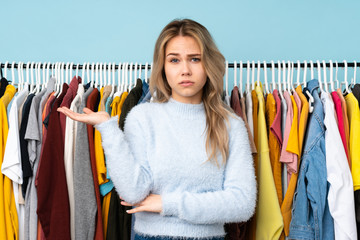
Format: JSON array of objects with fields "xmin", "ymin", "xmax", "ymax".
[{"xmin": 121, "ymin": 194, "xmax": 162, "ymax": 214}]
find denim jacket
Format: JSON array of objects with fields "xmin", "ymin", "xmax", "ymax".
[{"xmin": 288, "ymin": 79, "xmax": 334, "ymax": 240}]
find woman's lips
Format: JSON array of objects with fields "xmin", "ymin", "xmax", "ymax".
[{"xmin": 179, "ymin": 81, "xmax": 194, "ymax": 87}]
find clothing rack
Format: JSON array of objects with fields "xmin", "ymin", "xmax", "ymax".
[{"xmin": 0, "ymin": 61, "xmax": 359, "ymax": 70}]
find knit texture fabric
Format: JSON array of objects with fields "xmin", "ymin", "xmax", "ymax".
[{"xmin": 96, "ymin": 98, "xmax": 256, "ymax": 238}]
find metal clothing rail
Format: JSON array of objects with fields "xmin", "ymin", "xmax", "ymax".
[{"xmin": 0, "ymin": 61, "xmax": 359, "ymax": 70}]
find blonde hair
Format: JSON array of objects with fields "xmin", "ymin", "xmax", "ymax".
[{"xmin": 150, "ymin": 19, "xmax": 233, "ymax": 166}]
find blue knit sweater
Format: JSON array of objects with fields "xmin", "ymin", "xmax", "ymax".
[{"xmin": 95, "ymin": 97, "xmax": 256, "ymax": 238}]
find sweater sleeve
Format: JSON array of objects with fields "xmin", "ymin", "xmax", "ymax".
[
  {"xmin": 161, "ymin": 118, "xmax": 257, "ymax": 224},
  {"xmin": 95, "ymin": 112, "xmax": 153, "ymax": 204}
]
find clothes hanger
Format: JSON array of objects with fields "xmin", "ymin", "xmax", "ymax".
[
  {"xmin": 86, "ymin": 62, "xmax": 91, "ymax": 86},
  {"xmin": 239, "ymin": 61, "xmax": 244, "ymax": 98},
  {"xmin": 352, "ymin": 60, "xmax": 357, "ymax": 86},
  {"xmin": 282, "ymin": 60, "xmax": 287, "ymax": 93},
  {"xmin": 11, "ymin": 61, "xmax": 16, "ymax": 86},
  {"xmin": 233, "ymin": 61, "xmax": 237, "ymax": 91},
  {"xmin": 81, "ymin": 62, "xmax": 86, "ymax": 85},
  {"xmin": 316, "ymin": 60, "xmax": 323, "ymax": 92},
  {"xmin": 90, "ymin": 62, "xmax": 95, "ymax": 88},
  {"xmin": 296, "ymin": 60, "xmax": 301, "ymax": 87},
  {"xmin": 290, "ymin": 61, "xmax": 295, "ymax": 93},
  {"xmin": 322, "ymin": 60, "xmax": 329, "ymax": 93},
  {"xmin": 0, "ymin": 62, "xmax": 2, "ymax": 80},
  {"xmin": 26, "ymin": 62, "xmax": 31, "ymax": 90},
  {"xmin": 225, "ymin": 61, "xmax": 229, "ymax": 96},
  {"xmin": 310, "ymin": 60, "xmax": 315, "ymax": 80},
  {"xmin": 145, "ymin": 62, "xmax": 149, "ymax": 84},
  {"xmin": 54, "ymin": 62, "xmax": 60, "ymax": 97},
  {"xmin": 303, "ymin": 60, "xmax": 307, "ymax": 88},
  {"xmin": 44, "ymin": 62, "xmax": 50, "ymax": 89},
  {"xmin": 42, "ymin": 62, "xmax": 47, "ymax": 90},
  {"xmin": 30, "ymin": 62, "xmax": 35, "ymax": 93},
  {"xmin": 34, "ymin": 62, "xmax": 40, "ymax": 94},
  {"xmin": 263, "ymin": 61, "xmax": 270, "ymax": 95},
  {"xmin": 251, "ymin": 60, "xmax": 255, "ymax": 91},
  {"xmin": 335, "ymin": 61, "xmax": 340, "ymax": 90},
  {"xmin": 138, "ymin": 62, "xmax": 142, "ymax": 80},
  {"xmin": 110, "ymin": 62, "xmax": 116, "ymax": 97},
  {"xmin": 60, "ymin": 62, "xmax": 66, "ymax": 95},
  {"xmin": 271, "ymin": 60, "xmax": 276, "ymax": 92},
  {"xmin": 329, "ymin": 60, "xmax": 335, "ymax": 92},
  {"xmin": 134, "ymin": 62, "xmax": 138, "ymax": 82},
  {"xmin": 100, "ymin": 62, "xmax": 104, "ymax": 89},
  {"xmin": 121, "ymin": 62, "xmax": 127, "ymax": 93},
  {"xmin": 343, "ymin": 60, "xmax": 351, "ymax": 93},
  {"xmin": 256, "ymin": 60, "xmax": 260, "ymax": 90},
  {"xmin": 113, "ymin": 62, "xmax": 122, "ymax": 98},
  {"xmin": 246, "ymin": 60, "xmax": 250, "ymax": 94},
  {"xmin": 128, "ymin": 62, "xmax": 133, "ymax": 90},
  {"xmin": 277, "ymin": 60, "xmax": 284, "ymax": 99},
  {"xmin": 4, "ymin": 61, "xmax": 8, "ymax": 81},
  {"xmin": 17, "ymin": 61, "xmax": 22, "ymax": 91},
  {"xmin": 94, "ymin": 62, "xmax": 99, "ymax": 89}
]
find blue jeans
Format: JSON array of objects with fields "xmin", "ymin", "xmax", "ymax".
[{"xmin": 134, "ymin": 233, "xmax": 224, "ymax": 240}]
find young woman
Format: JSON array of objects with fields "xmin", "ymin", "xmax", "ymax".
[{"xmin": 58, "ymin": 19, "xmax": 256, "ymax": 240}]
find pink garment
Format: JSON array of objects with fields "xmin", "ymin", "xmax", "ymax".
[
  {"xmin": 293, "ymin": 91, "xmax": 302, "ymax": 125},
  {"xmin": 331, "ymin": 91, "xmax": 350, "ymax": 162},
  {"xmin": 280, "ymin": 91, "xmax": 297, "ymax": 185},
  {"xmin": 271, "ymin": 89, "xmax": 283, "ymax": 146}
]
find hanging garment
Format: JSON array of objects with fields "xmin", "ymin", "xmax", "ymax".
[
  {"xmin": 289, "ymin": 79, "xmax": 334, "ymax": 240},
  {"xmin": 337, "ymin": 89, "xmax": 350, "ymax": 163},
  {"xmin": 59, "ymin": 76, "xmax": 82, "ymax": 141},
  {"xmin": 281, "ymin": 85, "xmax": 309, "ymax": 236},
  {"xmin": 138, "ymin": 80, "xmax": 149, "ymax": 104},
  {"xmin": 0, "ymin": 77, "xmax": 9, "ymax": 98},
  {"xmin": 64, "ymin": 83, "xmax": 84, "ymax": 240},
  {"xmin": 246, "ymin": 91, "xmax": 254, "ymax": 139},
  {"xmin": 279, "ymin": 93, "xmax": 288, "ymax": 197},
  {"xmin": 322, "ymin": 91, "xmax": 357, "ymax": 240},
  {"xmin": 74, "ymin": 86, "xmax": 97, "ymax": 240},
  {"xmin": 24, "ymin": 78, "xmax": 55, "ymax": 240},
  {"xmin": 230, "ymin": 86, "xmax": 256, "ymax": 154},
  {"xmin": 2, "ymin": 86, "xmax": 28, "ymax": 240},
  {"xmin": 279, "ymin": 91, "xmax": 296, "ymax": 186},
  {"xmin": 331, "ymin": 91, "xmax": 350, "ymax": 166},
  {"xmin": 265, "ymin": 92, "xmax": 282, "ymax": 206},
  {"xmin": 255, "ymin": 85, "xmax": 283, "ymax": 240},
  {"xmin": 119, "ymin": 79, "xmax": 143, "ymax": 129},
  {"xmin": 0, "ymin": 84, "xmax": 18, "ymax": 240},
  {"xmin": 36, "ymin": 83, "xmax": 71, "ymax": 239},
  {"xmin": 85, "ymin": 88, "xmax": 103, "ymax": 240},
  {"xmin": 19, "ymin": 93, "xmax": 35, "ymax": 198},
  {"xmin": 345, "ymin": 92, "xmax": 360, "ymax": 191},
  {"xmin": 352, "ymin": 84, "xmax": 360, "ymax": 108},
  {"xmin": 270, "ymin": 89, "xmax": 283, "ymax": 146}
]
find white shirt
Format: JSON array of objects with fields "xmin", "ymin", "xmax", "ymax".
[
  {"xmin": 321, "ymin": 91, "xmax": 357, "ymax": 240},
  {"xmin": 64, "ymin": 84, "xmax": 84, "ymax": 240},
  {"xmin": 245, "ymin": 91, "xmax": 254, "ymax": 138}
]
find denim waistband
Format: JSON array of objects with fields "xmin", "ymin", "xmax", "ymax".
[{"xmin": 134, "ymin": 233, "xmax": 225, "ymax": 240}]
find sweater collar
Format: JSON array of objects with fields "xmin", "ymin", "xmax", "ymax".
[{"xmin": 167, "ymin": 97, "xmax": 205, "ymax": 119}]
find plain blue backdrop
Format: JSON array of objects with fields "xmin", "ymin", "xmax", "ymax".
[{"xmin": 1, "ymin": 0, "xmax": 359, "ymax": 88}]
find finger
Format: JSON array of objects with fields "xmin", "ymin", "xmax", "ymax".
[
  {"xmin": 120, "ymin": 201, "xmax": 133, "ymax": 207},
  {"xmin": 126, "ymin": 206, "xmax": 143, "ymax": 214},
  {"xmin": 57, "ymin": 107, "xmax": 90, "ymax": 123}
]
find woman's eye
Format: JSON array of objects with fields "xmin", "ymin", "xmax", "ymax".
[
  {"xmin": 170, "ymin": 58, "xmax": 179, "ymax": 63},
  {"xmin": 191, "ymin": 58, "xmax": 201, "ymax": 62}
]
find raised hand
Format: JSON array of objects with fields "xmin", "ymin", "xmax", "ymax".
[{"xmin": 57, "ymin": 107, "xmax": 111, "ymax": 126}]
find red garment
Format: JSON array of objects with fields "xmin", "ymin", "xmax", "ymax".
[
  {"xmin": 59, "ymin": 76, "xmax": 81, "ymax": 141},
  {"xmin": 36, "ymin": 84, "xmax": 71, "ymax": 239},
  {"xmin": 230, "ymin": 86, "xmax": 244, "ymax": 119},
  {"xmin": 271, "ymin": 89, "xmax": 283, "ymax": 146},
  {"xmin": 331, "ymin": 91, "xmax": 350, "ymax": 165},
  {"xmin": 86, "ymin": 88, "xmax": 104, "ymax": 240}
]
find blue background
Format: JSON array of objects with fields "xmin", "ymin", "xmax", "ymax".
[{"xmin": 1, "ymin": 0, "xmax": 359, "ymax": 88}]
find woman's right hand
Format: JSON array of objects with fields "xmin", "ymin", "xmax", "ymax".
[{"xmin": 57, "ymin": 107, "xmax": 111, "ymax": 126}]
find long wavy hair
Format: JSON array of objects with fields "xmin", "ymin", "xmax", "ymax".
[{"xmin": 150, "ymin": 18, "xmax": 233, "ymax": 166}]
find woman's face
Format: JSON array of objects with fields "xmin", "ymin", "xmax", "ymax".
[{"xmin": 164, "ymin": 35, "xmax": 207, "ymax": 104}]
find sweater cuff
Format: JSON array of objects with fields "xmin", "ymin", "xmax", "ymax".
[
  {"xmin": 95, "ymin": 116, "xmax": 120, "ymax": 136},
  {"xmin": 161, "ymin": 192, "xmax": 181, "ymax": 217}
]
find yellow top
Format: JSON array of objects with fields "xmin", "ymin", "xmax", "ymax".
[
  {"xmin": 345, "ymin": 93, "xmax": 360, "ymax": 191},
  {"xmin": 0, "ymin": 85, "xmax": 18, "ymax": 240},
  {"xmin": 94, "ymin": 87, "xmax": 108, "ymax": 185},
  {"xmin": 117, "ymin": 92, "xmax": 129, "ymax": 120},
  {"xmin": 255, "ymin": 85, "xmax": 284, "ymax": 240}
]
